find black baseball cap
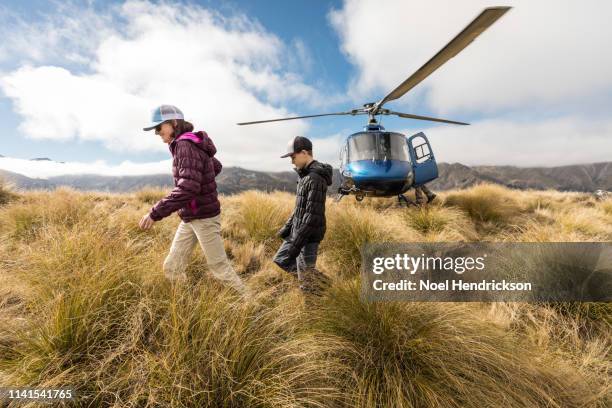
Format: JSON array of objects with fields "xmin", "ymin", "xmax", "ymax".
[{"xmin": 280, "ymin": 136, "xmax": 313, "ymax": 158}]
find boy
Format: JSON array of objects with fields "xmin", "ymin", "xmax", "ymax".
[{"xmin": 273, "ymin": 136, "xmax": 332, "ymax": 294}]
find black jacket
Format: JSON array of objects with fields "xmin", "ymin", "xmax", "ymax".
[{"xmin": 279, "ymin": 160, "xmax": 333, "ymax": 257}]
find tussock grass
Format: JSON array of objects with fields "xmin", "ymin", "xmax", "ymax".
[
  {"xmin": 222, "ymin": 191, "xmax": 293, "ymax": 251},
  {"xmin": 0, "ymin": 177, "xmax": 16, "ymax": 206},
  {"xmin": 148, "ymin": 284, "xmax": 345, "ymax": 407},
  {"xmin": 556, "ymin": 207, "xmax": 612, "ymax": 240},
  {"xmin": 228, "ymin": 241, "xmax": 266, "ymax": 276},
  {"xmin": 0, "ymin": 187, "xmax": 91, "ymax": 242},
  {"xmin": 313, "ymin": 280, "xmax": 597, "ymax": 408},
  {"xmin": 1, "ymin": 273, "xmax": 344, "ymax": 406},
  {"xmin": 552, "ymin": 302, "xmax": 612, "ymax": 328},
  {"xmin": 322, "ymin": 204, "xmax": 417, "ymax": 276},
  {"xmin": 503, "ymin": 219, "xmax": 590, "ymax": 242},
  {"xmin": 503, "ymin": 204, "xmax": 612, "ymax": 242},
  {"xmin": 443, "ymin": 183, "xmax": 524, "ymax": 226},
  {"xmin": 133, "ymin": 186, "xmax": 167, "ymax": 204},
  {"xmin": 602, "ymin": 200, "xmax": 612, "ymax": 216},
  {"xmin": 0, "ymin": 185, "xmax": 610, "ymax": 407},
  {"xmin": 487, "ymin": 302, "xmax": 611, "ymax": 405},
  {"xmin": 402, "ymin": 205, "xmax": 477, "ymax": 241}
]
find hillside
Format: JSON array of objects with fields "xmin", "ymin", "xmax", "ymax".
[
  {"xmin": 0, "ymin": 180, "xmax": 610, "ymax": 407},
  {"xmin": 431, "ymin": 162, "xmax": 612, "ymax": 191},
  {"xmin": 1, "ymin": 161, "xmax": 612, "ymax": 194},
  {"xmin": 0, "ymin": 169, "xmax": 54, "ymax": 189}
]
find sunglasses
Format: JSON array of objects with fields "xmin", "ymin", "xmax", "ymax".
[{"xmin": 154, "ymin": 121, "xmax": 170, "ymax": 133}]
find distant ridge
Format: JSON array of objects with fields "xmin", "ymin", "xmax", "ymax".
[
  {"xmin": 0, "ymin": 169, "xmax": 53, "ymax": 189},
  {"xmin": 430, "ymin": 162, "xmax": 612, "ymax": 192},
  {"xmin": 1, "ymin": 162, "xmax": 611, "ymax": 194}
]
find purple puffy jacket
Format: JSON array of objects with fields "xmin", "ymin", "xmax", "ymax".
[{"xmin": 149, "ymin": 131, "xmax": 222, "ymax": 222}]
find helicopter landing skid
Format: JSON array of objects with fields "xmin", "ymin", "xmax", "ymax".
[
  {"xmin": 398, "ymin": 194, "xmax": 419, "ymax": 208},
  {"xmin": 335, "ymin": 186, "xmax": 362, "ymax": 203}
]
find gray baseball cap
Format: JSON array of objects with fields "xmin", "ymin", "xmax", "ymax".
[{"xmin": 143, "ymin": 105, "xmax": 184, "ymax": 131}]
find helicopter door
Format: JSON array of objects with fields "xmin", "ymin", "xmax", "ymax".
[{"xmin": 407, "ymin": 132, "xmax": 438, "ymax": 185}]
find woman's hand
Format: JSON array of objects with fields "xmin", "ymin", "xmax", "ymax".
[{"xmin": 139, "ymin": 213, "xmax": 156, "ymax": 230}]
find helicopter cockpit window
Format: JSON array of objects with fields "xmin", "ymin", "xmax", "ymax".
[
  {"xmin": 411, "ymin": 136, "xmax": 432, "ymax": 164},
  {"xmin": 348, "ymin": 133, "xmax": 378, "ymax": 161},
  {"xmin": 379, "ymin": 133, "xmax": 410, "ymax": 161},
  {"xmin": 340, "ymin": 143, "xmax": 348, "ymax": 163}
]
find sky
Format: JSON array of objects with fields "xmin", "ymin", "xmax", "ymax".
[{"xmin": 0, "ymin": 0, "xmax": 610, "ymax": 178}]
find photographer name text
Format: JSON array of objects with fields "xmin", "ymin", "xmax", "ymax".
[{"xmin": 371, "ymin": 254, "xmax": 532, "ymax": 292}]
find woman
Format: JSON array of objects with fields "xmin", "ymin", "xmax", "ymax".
[{"xmin": 139, "ymin": 105, "xmax": 246, "ymax": 294}]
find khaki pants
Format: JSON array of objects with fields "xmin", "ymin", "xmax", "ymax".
[{"xmin": 163, "ymin": 214, "xmax": 245, "ymax": 293}]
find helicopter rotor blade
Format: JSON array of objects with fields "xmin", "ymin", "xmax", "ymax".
[
  {"xmin": 388, "ymin": 111, "xmax": 469, "ymax": 125},
  {"xmin": 375, "ymin": 6, "xmax": 511, "ymax": 110},
  {"xmin": 237, "ymin": 111, "xmax": 361, "ymax": 125}
]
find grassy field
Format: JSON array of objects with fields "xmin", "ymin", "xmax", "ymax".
[{"xmin": 0, "ymin": 180, "xmax": 610, "ymax": 407}]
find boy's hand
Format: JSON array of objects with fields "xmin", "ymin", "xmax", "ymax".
[
  {"xmin": 139, "ymin": 213, "xmax": 155, "ymax": 230},
  {"xmin": 287, "ymin": 244, "xmax": 301, "ymax": 259}
]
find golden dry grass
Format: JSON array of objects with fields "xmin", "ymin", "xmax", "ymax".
[
  {"xmin": 0, "ymin": 177, "xmax": 16, "ymax": 206},
  {"xmin": 0, "ymin": 183, "xmax": 610, "ymax": 407}
]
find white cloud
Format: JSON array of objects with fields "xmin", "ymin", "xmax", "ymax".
[
  {"xmin": 0, "ymin": 156, "xmax": 172, "ymax": 178},
  {"xmin": 2, "ymin": 0, "xmax": 609, "ymax": 174},
  {"xmin": 0, "ymin": 0, "xmax": 340, "ymax": 172},
  {"xmin": 0, "ymin": 1, "xmax": 114, "ymax": 67},
  {"xmin": 329, "ymin": 0, "xmax": 612, "ymax": 166},
  {"xmin": 329, "ymin": 0, "xmax": 612, "ymax": 115},
  {"xmin": 418, "ymin": 116, "xmax": 612, "ymax": 167},
  {"xmin": 0, "ymin": 131, "xmax": 343, "ymax": 178}
]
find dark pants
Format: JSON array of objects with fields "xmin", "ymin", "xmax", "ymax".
[
  {"xmin": 415, "ymin": 184, "xmax": 436, "ymax": 204},
  {"xmin": 273, "ymin": 240, "xmax": 329, "ymax": 293}
]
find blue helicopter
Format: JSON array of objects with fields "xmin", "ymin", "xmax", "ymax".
[{"xmin": 238, "ymin": 7, "xmax": 510, "ymax": 205}]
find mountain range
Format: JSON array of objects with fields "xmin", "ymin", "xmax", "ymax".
[{"xmin": 0, "ymin": 161, "xmax": 611, "ymax": 194}]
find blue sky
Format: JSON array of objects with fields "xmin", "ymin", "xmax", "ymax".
[
  {"xmin": 0, "ymin": 0, "xmax": 353, "ymax": 166},
  {"xmin": 0, "ymin": 0, "xmax": 611, "ymax": 177}
]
